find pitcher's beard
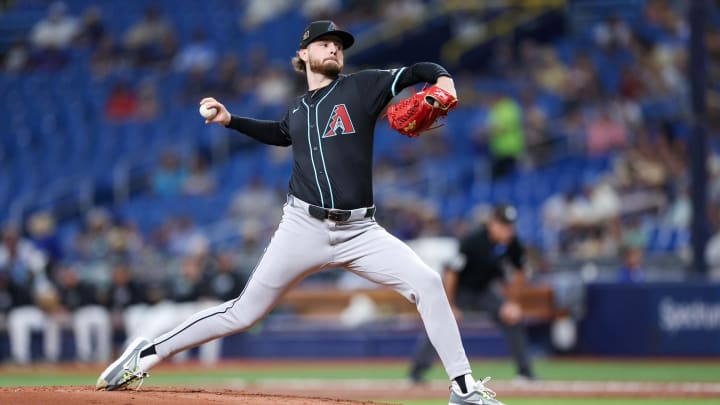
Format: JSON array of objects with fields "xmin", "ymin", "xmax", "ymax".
[{"xmin": 309, "ymin": 57, "xmax": 342, "ymax": 77}]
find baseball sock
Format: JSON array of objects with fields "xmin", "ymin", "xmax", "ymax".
[
  {"xmin": 140, "ymin": 345, "xmax": 156, "ymax": 357},
  {"xmin": 138, "ymin": 345, "xmax": 160, "ymax": 372},
  {"xmin": 453, "ymin": 374, "xmax": 475, "ymax": 394}
]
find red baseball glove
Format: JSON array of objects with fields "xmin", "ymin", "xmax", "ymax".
[{"xmin": 386, "ymin": 85, "xmax": 458, "ymax": 137}]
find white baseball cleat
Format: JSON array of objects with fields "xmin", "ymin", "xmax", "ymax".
[
  {"xmin": 96, "ymin": 337, "xmax": 151, "ymax": 391},
  {"xmin": 448, "ymin": 376, "xmax": 507, "ymax": 405}
]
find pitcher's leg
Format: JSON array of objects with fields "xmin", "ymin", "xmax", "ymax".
[
  {"xmin": 153, "ymin": 205, "xmax": 331, "ymax": 359},
  {"xmin": 341, "ymin": 225, "xmax": 471, "ymax": 380}
]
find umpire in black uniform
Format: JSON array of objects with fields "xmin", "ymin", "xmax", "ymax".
[{"xmin": 409, "ymin": 204, "xmax": 535, "ymax": 382}]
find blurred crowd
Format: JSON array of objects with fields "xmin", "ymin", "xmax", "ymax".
[
  {"xmin": 1, "ymin": 0, "xmax": 720, "ymax": 363},
  {"xmin": 0, "ymin": 204, "xmax": 253, "ymax": 363}
]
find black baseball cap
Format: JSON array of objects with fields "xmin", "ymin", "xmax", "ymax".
[
  {"xmin": 300, "ymin": 20, "xmax": 354, "ymax": 50},
  {"xmin": 492, "ymin": 204, "xmax": 518, "ymax": 225}
]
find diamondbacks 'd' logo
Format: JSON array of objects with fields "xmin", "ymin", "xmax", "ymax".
[{"xmin": 322, "ymin": 104, "xmax": 356, "ymax": 138}]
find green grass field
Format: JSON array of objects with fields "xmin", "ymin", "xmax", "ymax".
[{"xmin": 1, "ymin": 358, "xmax": 719, "ymax": 404}]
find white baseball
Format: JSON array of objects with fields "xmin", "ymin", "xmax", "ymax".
[{"xmin": 199, "ymin": 104, "xmax": 218, "ymax": 119}]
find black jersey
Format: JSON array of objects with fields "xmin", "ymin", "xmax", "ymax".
[
  {"xmin": 457, "ymin": 227, "xmax": 525, "ymax": 292},
  {"xmin": 279, "ymin": 69, "xmax": 405, "ymax": 209},
  {"xmin": 227, "ymin": 63, "xmax": 450, "ymax": 210}
]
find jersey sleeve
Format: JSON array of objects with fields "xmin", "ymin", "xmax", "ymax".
[
  {"xmin": 352, "ymin": 68, "xmax": 406, "ymax": 116},
  {"xmin": 278, "ymin": 109, "xmax": 291, "ymax": 140},
  {"xmin": 226, "ymin": 111, "xmax": 291, "ymax": 146}
]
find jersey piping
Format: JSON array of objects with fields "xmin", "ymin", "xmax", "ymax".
[
  {"xmin": 391, "ymin": 67, "xmax": 406, "ymax": 97},
  {"xmin": 313, "ymin": 80, "xmax": 340, "ymax": 208},
  {"xmin": 301, "ymin": 98, "xmax": 325, "ymax": 207}
]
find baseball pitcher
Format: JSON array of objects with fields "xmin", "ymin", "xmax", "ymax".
[{"xmin": 97, "ymin": 20, "xmax": 505, "ymax": 405}]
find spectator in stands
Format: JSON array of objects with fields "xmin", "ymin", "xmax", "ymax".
[
  {"xmin": 209, "ymin": 53, "xmax": 244, "ymax": 99},
  {"xmin": 482, "ymin": 92, "xmax": 525, "ymax": 180},
  {"xmin": 241, "ymin": 0, "xmax": 293, "ymax": 30},
  {"xmin": 74, "ymin": 6, "xmax": 106, "ymax": 49},
  {"xmin": 488, "ymin": 40, "xmax": 517, "ymax": 80},
  {"xmin": 54, "ymin": 265, "xmax": 111, "ymax": 363},
  {"xmin": 659, "ymin": 185, "xmax": 691, "ymax": 231},
  {"xmin": 618, "ymin": 65, "xmax": 645, "ymax": 101},
  {"xmin": 106, "ymin": 219, "xmax": 144, "ymax": 265},
  {"xmin": 74, "ymin": 208, "xmax": 113, "ymax": 263},
  {"xmin": 593, "ymin": 15, "xmax": 631, "ymax": 51},
  {"xmin": 301, "ymin": 0, "xmax": 341, "ymax": 20},
  {"xmin": 130, "ymin": 246, "xmax": 223, "ymax": 365},
  {"xmin": 174, "ymin": 29, "xmax": 217, "ymax": 73},
  {"xmin": 533, "ymin": 47, "xmax": 568, "ymax": 97},
  {"xmin": 228, "ymin": 176, "xmax": 282, "ymax": 223},
  {"xmin": 585, "ymin": 105, "xmax": 627, "ymax": 156},
  {"xmin": 541, "ymin": 190, "xmax": 571, "ymax": 257},
  {"xmin": 151, "ymin": 150, "xmax": 187, "ymax": 197},
  {"xmin": 26, "ymin": 211, "xmax": 63, "ymax": 277},
  {"xmin": 208, "ymin": 252, "xmax": 247, "ymax": 301},
  {"xmin": 616, "ymin": 245, "xmax": 647, "ymax": 283},
  {"xmin": 105, "ymin": 80, "xmax": 139, "ymax": 122},
  {"xmin": 0, "ymin": 266, "xmax": 10, "ymax": 322},
  {"xmin": 589, "ymin": 177, "xmax": 621, "ymax": 225},
  {"xmin": 116, "ymin": 265, "xmax": 171, "ymax": 349},
  {"xmin": 558, "ymin": 105, "xmax": 587, "ymax": 154},
  {"xmin": 621, "ymin": 215, "xmax": 649, "ymax": 252},
  {"xmin": 382, "ymin": 0, "xmax": 424, "ymax": 23},
  {"xmin": 565, "ymin": 53, "xmax": 601, "ymax": 107},
  {"xmin": 256, "ymin": 65, "xmax": 294, "ymax": 107},
  {"xmin": 3, "ymin": 39, "xmax": 31, "ymax": 72},
  {"xmin": 97, "ymin": 263, "xmax": 145, "ymax": 334},
  {"xmin": 519, "ymin": 89, "xmax": 553, "ymax": 168},
  {"xmin": 89, "ymin": 34, "xmax": 121, "ymax": 79},
  {"xmin": 641, "ymin": 0, "xmax": 689, "ymax": 43},
  {"xmin": 182, "ymin": 153, "xmax": 217, "ymax": 196},
  {"xmin": 124, "ymin": 6, "xmax": 177, "ymax": 67},
  {"xmin": 655, "ymin": 121, "xmax": 688, "ymax": 188},
  {"xmin": 181, "ymin": 67, "xmax": 215, "ymax": 104},
  {"xmin": 136, "ymin": 80, "xmax": 160, "ymax": 121},
  {"xmin": 0, "ymin": 223, "xmax": 60, "ymax": 364},
  {"xmin": 29, "ymin": 1, "xmax": 78, "ymax": 51},
  {"xmin": 165, "ymin": 216, "xmax": 209, "ymax": 258},
  {"xmin": 232, "ymin": 221, "xmax": 268, "ymax": 277}
]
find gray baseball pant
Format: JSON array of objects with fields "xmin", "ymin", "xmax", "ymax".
[{"xmin": 152, "ymin": 195, "xmax": 472, "ymax": 379}]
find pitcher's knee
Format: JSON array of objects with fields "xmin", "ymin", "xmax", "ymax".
[{"xmin": 414, "ymin": 270, "xmax": 444, "ymax": 299}]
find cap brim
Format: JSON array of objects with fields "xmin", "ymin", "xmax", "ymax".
[{"xmin": 306, "ymin": 31, "xmax": 354, "ymax": 50}]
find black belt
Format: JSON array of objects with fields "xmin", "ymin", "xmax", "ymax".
[{"xmin": 307, "ymin": 204, "xmax": 376, "ymax": 222}]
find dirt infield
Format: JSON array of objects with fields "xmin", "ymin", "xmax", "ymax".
[
  {"xmin": 243, "ymin": 379, "xmax": 720, "ymax": 400},
  {"xmin": 0, "ymin": 386, "xmax": 386, "ymax": 404},
  {"xmin": 2, "ymin": 379, "xmax": 720, "ymax": 404}
]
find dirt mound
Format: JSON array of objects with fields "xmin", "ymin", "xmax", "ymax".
[{"xmin": 0, "ymin": 386, "xmax": 387, "ymax": 405}]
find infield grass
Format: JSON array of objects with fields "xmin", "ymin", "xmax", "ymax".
[{"xmin": 0, "ymin": 358, "xmax": 719, "ymax": 386}]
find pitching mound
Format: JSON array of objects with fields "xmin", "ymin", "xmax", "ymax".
[{"xmin": 0, "ymin": 386, "xmax": 386, "ymax": 405}]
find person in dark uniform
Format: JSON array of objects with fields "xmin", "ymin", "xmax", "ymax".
[
  {"xmin": 409, "ymin": 204, "xmax": 536, "ymax": 383},
  {"xmin": 98, "ymin": 20, "xmax": 505, "ymax": 404}
]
